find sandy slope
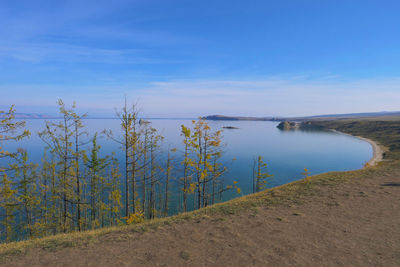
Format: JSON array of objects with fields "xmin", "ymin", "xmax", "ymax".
[{"xmin": 2, "ymin": 162, "xmax": 399, "ymax": 267}]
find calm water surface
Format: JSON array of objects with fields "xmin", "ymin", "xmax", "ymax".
[{"xmin": 4, "ymin": 119, "xmax": 372, "ymax": 211}]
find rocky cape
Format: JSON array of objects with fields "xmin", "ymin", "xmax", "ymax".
[{"xmin": 276, "ymin": 121, "xmax": 322, "ymax": 131}]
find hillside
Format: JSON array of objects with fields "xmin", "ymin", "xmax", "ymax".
[
  {"xmin": 1, "ymin": 119, "xmax": 399, "ymax": 266},
  {"xmin": 204, "ymin": 111, "xmax": 400, "ymax": 122}
]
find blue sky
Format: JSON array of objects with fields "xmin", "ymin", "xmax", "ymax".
[{"xmin": 1, "ymin": 0, "xmax": 400, "ymax": 117}]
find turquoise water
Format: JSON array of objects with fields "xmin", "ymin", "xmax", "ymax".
[{"xmin": 3, "ymin": 119, "xmax": 372, "ymax": 212}]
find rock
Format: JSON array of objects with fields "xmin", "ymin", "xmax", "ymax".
[
  {"xmin": 277, "ymin": 121, "xmax": 299, "ymax": 130},
  {"xmin": 222, "ymin": 126, "xmax": 239, "ymax": 129}
]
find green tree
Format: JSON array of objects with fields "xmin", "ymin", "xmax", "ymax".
[
  {"xmin": 38, "ymin": 150, "xmax": 57, "ymax": 236},
  {"xmin": 254, "ymin": 156, "xmax": 273, "ymax": 192},
  {"xmin": 180, "ymin": 125, "xmax": 192, "ymax": 212},
  {"xmin": 109, "ymin": 154, "xmax": 122, "ymax": 226},
  {"xmin": 210, "ymin": 148, "xmax": 227, "ymax": 205},
  {"xmin": 189, "ymin": 119, "xmax": 226, "ymax": 208},
  {"xmin": 85, "ymin": 133, "xmax": 109, "ymax": 229},
  {"xmin": 0, "ymin": 173, "xmax": 18, "ymax": 242},
  {"xmin": 0, "ymin": 105, "xmax": 29, "ymax": 241},
  {"xmin": 72, "ymin": 111, "xmax": 87, "ymax": 231},
  {"xmin": 38, "ymin": 100, "xmax": 84, "ymax": 232},
  {"xmin": 163, "ymin": 148, "xmax": 176, "ymax": 217},
  {"xmin": 147, "ymin": 127, "xmax": 163, "ymax": 219},
  {"xmin": 180, "ymin": 119, "xmax": 236, "ymax": 211},
  {"xmin": 13, "ymin": 149, "xmax": 40, "ymax": 238},
  {"xmin": 104, "ymin": 99, "xmax": 142, "ymax": 218},
  {"xmin": 0, "ymin": 105, "xmax": 30, "ymax": 163}
]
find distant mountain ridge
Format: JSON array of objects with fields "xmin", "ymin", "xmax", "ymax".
[
  {"xmin": 4, "ymin": 111, "xmax": 400, "ymax": 120},
  {"xmin": 204, "ymin": 111, "xmax": 400, "ymax": 122},
  {"xmin": 303, "ymin": 111, "xmax": 400, "ymax": 119},
  {"xmin": 0, "ymin": 113, "xmax": 55, "ymax": 119}
]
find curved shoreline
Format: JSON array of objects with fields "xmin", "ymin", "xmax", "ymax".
[
  {"xmin": 356, "ymin": 135, "xmax": 384, "ymax": 166},
  {"xmin": 330, "ymin": 129, "xmax": 384, "ymax": 167}
]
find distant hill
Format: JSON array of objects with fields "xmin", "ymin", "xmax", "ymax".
[
  {"xmin": 203, "ymin": 115, "xmax": 284, "ymax": 121},
  {"xmin": 204, "ymin": 111, "xmax": 400, "ymax": 122},
  {"xmin": 293, "ymin": 111, "xmax": 400, "ymax": 121},
  {"xmin": 0, "ymin": 113, "xmax": 54, "ymax": 119}
]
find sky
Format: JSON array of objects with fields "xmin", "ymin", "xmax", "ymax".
[{"xmin": 1, "ymin": 0, "xmax": 400, "ymax": 117}]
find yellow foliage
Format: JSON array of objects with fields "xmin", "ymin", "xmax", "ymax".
[
  {"xmin": 302, "ymin": 168, "xmax": 310, "ymax": 179},
  {"xmin": 124, "ymin": 211, "xmax": 145, "ymax": 225},
  {"xmin": 188, "ymin": 182, "xmax": 196, "ymax": 193}
]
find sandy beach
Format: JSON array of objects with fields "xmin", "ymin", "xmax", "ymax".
[
  {"xmin": 330, "ymin": 129, "xmax": 384, "ymax": 167},
  {"xmin": 356, "ymin": 135, "xmax": 384, "ymax": 166}
]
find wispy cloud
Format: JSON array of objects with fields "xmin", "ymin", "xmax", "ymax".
[
  {"xmin": 3, "ymin": 75, "xmax": 398, "ymax": 118},
  {"xmin": 0, "ymin": 0, "xmax": 199, "ymax": 65},
  {"xmin": 132, "ymin": 76, "xmax": 400, "ymax": 117},
  {"xmin": 0, "ymin": 43, "xmax": 158, "ymax": 64}
]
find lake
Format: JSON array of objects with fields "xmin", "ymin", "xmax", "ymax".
[{"xmin": 3, "ymin": 118, "xmax": 372, "ymax": 213}]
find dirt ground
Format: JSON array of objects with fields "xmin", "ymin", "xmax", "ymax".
[{"xmin": 2, "ymin": 164, "xmax": 399, "ymax": 267}]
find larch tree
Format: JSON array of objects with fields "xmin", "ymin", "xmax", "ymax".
[
  {"xmin": 209, "ymin": 146, "xmax": 227, "ymax": 205},
  {"xmin": 71, "ymin": 111, "xmax": 88, "ymax": 231},
  {"xmin": 104, "ymin": 99, "xmax": 142, "ymax": 218},
  {"xmin": 0, "ymin": 173, "xmax": 18, "ymax": 242},
  {"xmin": 0, "ymin": 105, "xmax": 29, "ymax": 242},
  {"xmin": 85, "ymin": 133, "xmax": 109, "ymax": 229},
  {"xmin": 0, "ymin": 105, "xmax": 30, "ymax": 163},
  {"xmin": 38, "ymin": 150, "xmax": 55, "ymax": 236},
  {"xmin": 163, "ymin": 148, "xmax": 176, "ymax": 217},
  {"xmin": 147, "ymin": 127, "xmax": 163, "ymax": 219},
  {"xmin": 189, "ymin": 119, "xmax": 226, "ymax": 209},
  {"xmin": 180, "ymin": 118, "xmax": 237, "ymax": 211},
  {"xmin": 109, "ymin": 154, "xmax": 122, "ymax": 226},
  {"xmin": 38, "ymin": 100, "xmax": 85, "ymax": 232},
  {"xmin": 254, "ymin": 156, "xmax": 273, "ymax": 192},
  {"xmin": 180, "ymin": 125, "xmax": 192, "ymax": 212},
  {"xmin": 13, "ymin": 149, "xmax": 40, "ymax": 238}
]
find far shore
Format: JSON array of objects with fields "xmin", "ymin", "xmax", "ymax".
[{"xmin": 330, "ymin": 129, "xmax": 384, "ymax": 167}]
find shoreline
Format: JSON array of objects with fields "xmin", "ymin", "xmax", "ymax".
[
  {"xmin": 330, "ymin": 129, "xmax": 384, "ymax": 167},
  {"xmin": 356, "ymin": 135, "xmax": 384, "ymax": 166}
]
